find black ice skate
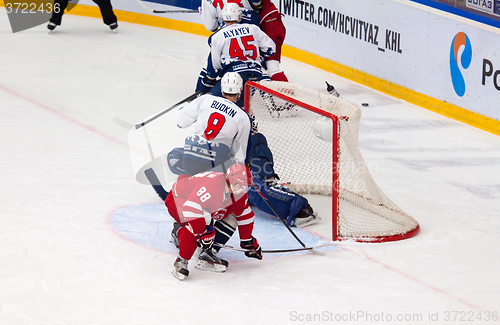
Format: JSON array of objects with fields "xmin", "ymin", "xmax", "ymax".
[
  {"xmin": 195, "ymin": 248, "xmax": 228, "ymax": 273},
  {"xmin": 172, "ymin": 256, "xmax": 189, "ymax": 280}
]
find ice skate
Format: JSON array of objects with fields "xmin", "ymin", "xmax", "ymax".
[
  {"xmin": 47, "ymin": 22, "xmax": 57, "ymax": 32},
  {"xmin": 294, "ymin": 213, "xmax": 320, "ymax": 227},
  {"xmin": 195, "ymin": 248, "xmax": 228, "ymax": 273},
  {"xmin": 170, "ymin": 222, "xmax": 181, "ymax": 248},
  {"xmin": 172, "ymin": 256, "xmax": 189, "ymax": 280},
  {"xmin": 292, "ymin": 205, "xmax": 321, "ymax": 227},
  {"xmin": 109, "ymin": 22, "xmax": 118, "ymax": 33}
]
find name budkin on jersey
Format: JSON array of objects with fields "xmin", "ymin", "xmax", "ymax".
[{"xmin": 211, "ymin": 99, "xmax": 238, "ymax": 118}]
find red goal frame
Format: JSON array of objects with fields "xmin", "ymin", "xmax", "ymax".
[
  {"xmin": 244, "ymin": 80, "xmax": 420, "ymax": 243},
  {"xmin": 244, "ymin": 81, "xmax": 340, "ymax": 240}
]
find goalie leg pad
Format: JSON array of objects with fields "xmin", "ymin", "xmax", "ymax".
[
  {"xmin": 248, "ymin": 173, "xmax": 314, "ymax": 227},
  {"xmin": 246, "ymin": 133, "xmax": 277, "ymax": 181}
]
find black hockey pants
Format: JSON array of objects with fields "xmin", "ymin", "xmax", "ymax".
[{"xmin": 50, "ymin": 0, "xmax": 117, "ymax": 26}]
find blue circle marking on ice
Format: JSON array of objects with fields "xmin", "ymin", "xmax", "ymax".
[{"xmin": 111, "ymin": 203, "xmax": 339, "ymax": 261}]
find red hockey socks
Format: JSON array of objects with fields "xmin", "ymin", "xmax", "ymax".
[{"xmin": 270, "ymin": 71, "xmax": 289, "ymax": 82}]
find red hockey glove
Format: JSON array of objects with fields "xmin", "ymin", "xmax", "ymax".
[
  {"xmin": 198, "ymin": 226, "xmax": 215, "ymax": 250},
  {"xmin": 240, "ymin": 237, "xmax": 262, "ymax": 260}
]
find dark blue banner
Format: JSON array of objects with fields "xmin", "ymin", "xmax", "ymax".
[
  {"xmin": 143, "ymin": 0, "xmax": 200, "ymax": 11},
  {"xmin": 408, "ymin": 0, "xmax": 500, "ymax": 28}
]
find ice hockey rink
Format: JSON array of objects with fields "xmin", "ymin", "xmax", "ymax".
[{"xmin": 1, "ymin": 9, "xmax": 499, "ymax": 325}]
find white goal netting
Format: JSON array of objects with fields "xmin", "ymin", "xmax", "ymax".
[{"xmin": 246, "ymin": 81, "xmax": 419, "ymax": 242}]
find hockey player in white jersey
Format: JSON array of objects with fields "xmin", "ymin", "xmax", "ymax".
[
  {"xmin": 210, "ymin": 4, "xmax": 275, "ymax": 73},
  {"xmin": 196, "ymin": 0, "xmax": 259, "ymax": 95},
  {"xmin": 207, "ymin": 3, "xmax": 275, "ymax": 107},
  {"xmin": 170, "ymin": 72, "xmax": 252, "ymax": 176},
  {"xmin": 201, "ymin": 0, "xmax": 255, "ymax": 32}
]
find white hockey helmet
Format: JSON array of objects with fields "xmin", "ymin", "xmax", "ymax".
[
  {"xmin": 221, "ymin": 3, "xmax": 242, "ymax": 22},
  {"xmin": 221, "ymin": 72, "xmax": 243, "ymax": 95}
]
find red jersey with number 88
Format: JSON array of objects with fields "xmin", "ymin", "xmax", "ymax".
[{"xmin": 166, "ymin": 171, "xmax": 255, "ymax": 240}]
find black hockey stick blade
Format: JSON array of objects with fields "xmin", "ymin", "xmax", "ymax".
[
  {"xmin": 152, "ymin": 9, "xmax": 198, "ymax": 13},
  {"xmin": 214, "ymin": 243, "xmax": 334, "ymax": 254},
  {"xmin": 135, "ymin": 90, "xmax": 202, "ymax": 130},
  {"xmin": 136, "ymin": 0, "xmax": 199, "ymax": 14},
  {"xmin": 144, "ymin": 168, "xmax": 169, "ymax": 201}
]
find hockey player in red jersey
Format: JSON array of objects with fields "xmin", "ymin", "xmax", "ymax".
[
  {"xmin": 249, "ymin": 0, "xmax": 288, "ymax": 81},
  {"xmin": 165, "ymin": 163, "xmax": 262, "ymax": 280}
]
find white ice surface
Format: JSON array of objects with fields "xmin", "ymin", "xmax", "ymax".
[{"xmin": 1, "ymin": 10, "xmax": 499, "ymax": 325}]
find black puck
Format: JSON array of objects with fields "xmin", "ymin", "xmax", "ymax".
[{"xmin": 362, "ymin": 103, "xmax": 369, "ymax": 107}]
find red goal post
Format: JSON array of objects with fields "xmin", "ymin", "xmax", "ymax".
[{"xmin": 244, "ymin": 80, "xmax": 419, "ymax": 242}]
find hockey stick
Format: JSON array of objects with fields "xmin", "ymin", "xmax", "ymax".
[
  {"xmin": 135, "ymin": 90, "xmax": 202, "ymax": 129},
  {"xmin": 214, "ymin": 242, "xmax": 336, "ymax": 254},
  {"xmin": 112, "ymin": 116, "xmax": 134, "ymax": 129},
  {"xmin": 112, "ymin": 90, "xmax": 202, "ymax": 130},
  {"xmin": 251, "ymin": 184, "xmax": 325, "ymax": 256},
  {"xmin": 144, "ymin": 168, "xmax": 169, "ymax": 200},
  {"xmin": 151, "ymin": 9, "xmax": 198, "ymax": 14},
  {"xmin": 136, "ymin": 0, "xmax": 198, "ymax": 14},
  {"xmin": 144, "ymin": 170, "xmax": 326, "ymax": 255}
]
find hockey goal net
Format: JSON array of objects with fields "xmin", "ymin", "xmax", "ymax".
[{"xmin": 244, "ymin": 81, "xmax": 419, "ymax": 242}]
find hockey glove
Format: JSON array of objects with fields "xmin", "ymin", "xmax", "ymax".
[
  {"xmin": 198, "ymin": 226, "xmax": 215, "ymax": 250},
  {"xmin": 201, "ymin": 76, "xmax": 217, "ymax": 94},
  {"xmin": 249, "ymin": 0, "xmax": 263, "ymax": 12},
  {"xmin": 240, "ymin": 237, "xmax": 263, "ymax": 260}
]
